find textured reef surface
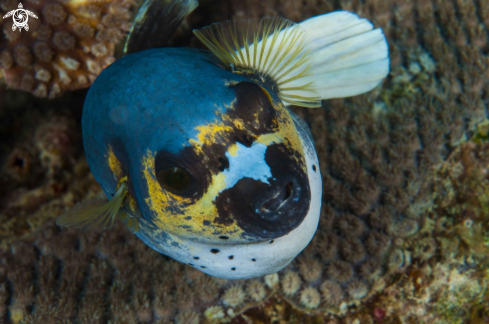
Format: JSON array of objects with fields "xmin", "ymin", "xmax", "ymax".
[
  {"xmin": 1, "ymin": 0, "xmax": 489, "ymax": 323},
  {"xmin": 0, "ymin": 0, "xmax": 134, "ymax": 98}
]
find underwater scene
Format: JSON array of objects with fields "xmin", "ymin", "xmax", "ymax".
[{"xmin": 1, "ymin": 0, "xmax": 489, "ymax": 323}]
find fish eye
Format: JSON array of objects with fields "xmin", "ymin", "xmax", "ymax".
[{"xmin": 156, "ymin": 167, "xmax": 192, "ymax": 193}]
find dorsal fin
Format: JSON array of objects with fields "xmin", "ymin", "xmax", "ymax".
[
  {"xmin": 124, "ymin": 0, "xmax": 198, "ymax": 55},
  {"xmin": 193, "ymin": 17, "xmax": 322, "ymax": 108},
  {"xmin": 194, "ymin": 12, "xmax": 390, "ymax": 108}
]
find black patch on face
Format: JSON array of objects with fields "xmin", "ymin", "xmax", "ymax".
[
  {"xmin": 218, "ymin": 156, "xmax": 229, "ymax": 171},
  {"xmin": 154, "ymin": 142, "xmax": 235, "ymax": 207},
  {"xmin": 214, "ymin": 143, "xmax": 311, "ymax": 239},
  {"xmin": 225, "ymin": 82, "xmax": 278, "ymax": 141}
]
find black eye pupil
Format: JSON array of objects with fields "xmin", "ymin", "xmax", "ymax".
[{"xmin": 157, "ymin": 167, "xmax": 191, "ymax": 193}]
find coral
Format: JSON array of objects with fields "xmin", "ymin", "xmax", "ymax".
[
  {"xmin": 319, "ymin": 280, "xmax": 343, "ymax": 305},
  {"xmin": 298, "ymin": 256, "xmax": 322, "ymax": 282},
  {"xmin": 175, "ymin": 311, "xmax": 199, "ymax": 324},
  {"xmin": 299, "ymin": 286, "xmax": 321, "ymax": 309},
  {"xmin": 247, "ymin": 280, "xmax": 266, "ymax": 302},
  {"xmin": 0, "ymin": 92, "xmax": 96, "ymax": 252},
  {"xmin": 222, "ymin": 285, "xmax": 246, "ymax": 307},
  {"xmin": 1, "ymin": 0, "xmax": 489, "ymax": 323},
  {"xmin": 0, "ymin": 0, "xmax": 133, "ymax": 98},
  {"xmin": 281, "ymin": 271, "xmax": 302, "ymax": 297}
]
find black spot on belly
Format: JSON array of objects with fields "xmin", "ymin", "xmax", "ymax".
[
  {"xmin": 188, "ymin": 263, "xmax": 194, "ymax": 266},
  {"xmin": 201, "ymin": 266, "xmax": 206, "ymax": 268},
  {"xmin": 252, "ymin": 258, "xmax": 256, "ymax": 262},
  {"xmin": 270, "ymin": 240, "xmax": 274, "ymax": 244},
  {"xmin": 231, "ymin": 267, "xmax": 236, "ymax": 271},
  {"xmin": 312, "ymin": 164, "xmax": 317, "ymax": 172},
  {"xmin": 203, "ymin": 220, "xmax": 210, "ymax": 226},
  {"xmin": 219, "ymin": 235, "xmax": 229, "ymax": 240},
  {"xmin": 193, "ymin": 256, "xmax": 199, "ymax": 260},
  {"xmin": 210, "ymin": 249, "xmax": 220, "ymax": 254},
  {"xmin": 228, "ymin": 255, "xmax": 234, "ymax": 260}
]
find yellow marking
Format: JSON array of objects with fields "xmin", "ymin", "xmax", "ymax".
[
  {"xmin": 127, "ymin": 195, "xmax": 138, "ymax": 213},
  {"xmin": 142, "ymin": 149, "xmax": 244, "ymax": 241},
  {"xmin": 232, "ymin": 118, "xmax": 245, "ymax": 129},
  {"xmin": 228, "ymin": 144, "xmax": 239, "ymax": 156},
  {"xmin": 259, "ymin": 86, "xmax": 274, "ymax": 104},
  {"xmin": 255, "ymin": 132, "xmax": 284, "ymax": 146},
  {"xmin": 107, "ymin": 145, "xmax": 123, "ymax": 179},
  {"xmin": 189, "ymin": 122, "xmax": 233, "ymax": 146},
  {"xmin": 140, "ymin": 82, "xmax": 308, "ymax": 242},
  {"xmin": 271, "ymin": 99, "xmax": 307, "ymax": 172}
]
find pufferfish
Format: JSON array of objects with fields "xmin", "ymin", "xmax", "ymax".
[{"xmin": 57, "ymin": 0, "xmax": 389, "ymax": 280}]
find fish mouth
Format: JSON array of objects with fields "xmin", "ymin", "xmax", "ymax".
[
  {"xmin": 214, "ymin": 143, "xmax": 311, "ymax": 240},
  {"xmin": 259, "ymin": 181, "xmax": 294, "ymax": 213}
]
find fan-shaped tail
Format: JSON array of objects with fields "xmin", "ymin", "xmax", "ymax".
[{"xmin": 297, "ymin": 11, "xmax": 389, "ymax": 101}]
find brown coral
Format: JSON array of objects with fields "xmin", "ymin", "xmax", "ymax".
[
  {"xmin": 0, "ymin": 0, "xmax": 133, "ymax": 98},
  {"xmin": 281, "ymin": 271, "xmax": 302, "ymax": 297},
  {"xmin": 222, "ymin": 285, "xmax": 246, "ymax": 307},
  {"xmin": 319, "ymin": 280, "xmax": 344, "ymax": 305},
  {"xmin": 299, "ymin": 286, "xmax": 321, "ymax": 309}
]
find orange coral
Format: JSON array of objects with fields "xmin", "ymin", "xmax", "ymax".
[{"xmin": 0, "ymin": 0, "xmax": 133, "ymax": 98}]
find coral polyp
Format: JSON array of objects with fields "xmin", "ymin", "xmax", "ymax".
[{"xmin": 0, "ymin": 0, "xmax": 133, "ymax": 98}]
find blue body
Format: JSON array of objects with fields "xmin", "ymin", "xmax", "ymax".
[{"xmin": 83, "ymin": 47, "xmax": 249, "ymax": 211}]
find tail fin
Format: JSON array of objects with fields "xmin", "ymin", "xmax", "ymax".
[
  {"xmin": 298, "ymin": 11, "xmax": 389, "ymax": 100},
  {"xmin": 193, "ymin": 11, "xmax": 389, "ymax": 108}
]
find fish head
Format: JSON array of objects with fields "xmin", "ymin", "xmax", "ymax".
[{"xmin": 82, "ymin": 47, "xmax": 322, "ymax": 279}]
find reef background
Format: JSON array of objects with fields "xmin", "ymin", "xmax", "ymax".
[{"xmin": 1, "ymin": 0, "xmax": 489, "ymax": 323}]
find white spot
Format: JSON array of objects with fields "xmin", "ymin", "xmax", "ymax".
[
  {"xmin": 61, "ymin": 57, "xmax": 80, "ymax": 70},
  {"xmin": 86, "ymin": 60, "xmax": 101, "ymax": 74},
  {"xmin": 265, "ymin": 273, "xmax": 279, "ymax": 288},
  {"xmin": 408, "ymin": 62, "xmax": 421, "ymax": 75},
  {"xmin": 91, "ymin": 43, "xmax": 108, "ymax": 57},
  {"xmin": 220, "ymin": 142, "xmax": 272, "ymax": 192},
  {"xmin": 420, "ymin": 53, "xmax": 436, "ymax": 72},
  {"xmin": 35, "ymin": 69, "xmax": 51, "ymax": 82}
]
